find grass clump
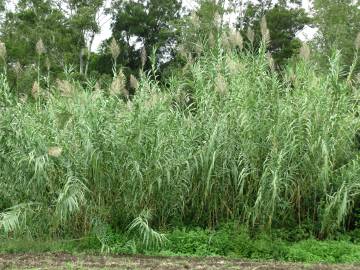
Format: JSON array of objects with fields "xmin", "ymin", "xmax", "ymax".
[{"xmin": 0, "ymin": 43, "xmax": 360, "ymax": 244}]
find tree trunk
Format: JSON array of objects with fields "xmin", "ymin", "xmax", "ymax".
[
  {"xmin": 85, "ymin": 33, "xmax": 95, "ymax": 78},
  {"xmin": 79, "ymin": 48, "xmax": 84, "ymax": 75}
]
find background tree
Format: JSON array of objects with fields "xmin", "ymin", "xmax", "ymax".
[
  {"xmin": 59, "ymin": 0, "xmax": 105, "ymax": 77},
  {"xmin": 312, "ymin": 0, "xmax": 360, "ymax": 71},
  {"xmin": 179, "ymin": 0, "xmax": 226, "ymax": 50},
  {"xmin": 0, "ymin": 0, "xmax": 80, "ymax": 90},
  {"xmin": 108, "ymin": 0, "xmax": 182, "ymax": 74},
  {"xmin": 237, "ymin": 0, "xmax": 310, "ymax": 66},
  {"xmin": 160, "ymin": 0, "xmax": 227, "ymax": 79},
  {"xmin": 0, "ymin": 0, "xmax": 6, "ymax": 22}
]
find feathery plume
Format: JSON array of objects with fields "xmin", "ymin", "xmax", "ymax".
[
  {"xmin": 209, "ymin": 32, "xmax": 215, "ymax": 47},
  {"xmin": 48, "ymin": 146, "xmax": 62, "ymax": 157},
  {"xmin": 45, "ymin": 57, "xmax": 51, "ymax": 71},
  {"xmin": 246, "ymin": 27, "xmax": 255, "ymax": 45},
  {"xmin": 130, "ymin": 74, "xmax": 139, "ymax": 90},
  {"xmin": 288, "ymin": 69, "xmax": 297, "ymax": 86},
  {"xmin": 189, "ymin": 11, "xmax": 200, "ymax": 28},
  {"xmin": 222, "ymin": 33, "xmax": 231, "ymax": 51},
  {"xmin": 36, "ymin": 39, "xmax": 46, "ymax": 55},
  {"xmin": 56, "ymin": 79, "xmax": 74, "ymax": 97},
  {"xmin": 14, "ymin": 61, "xmax": 22, "ymax": 76},
  {"xmin": 110, "ymin": 70, "xmax": 128, "ymax": 97},
  {"xmin": 226, "ymin": 55, "xmax": 243, "ymax": 75},
  {"xmin": 31, "ymin": 81, "xmax": 41, "ymax": 99},
  {"xmin": 178, "ymin": 44, "xmax": 187, "ymax": 59},
  {"xmin": 260, "ymin": 16, "xmax": 270, "ymax": 45},
  {"xmin": 194, "ymin": 43, "xmax": 203, "ymax": 54},
  {"xmin": 144, "ymin": 93, "xmax": 162, "ymax": 109},
  {"xmin": 355, "ymin": 32, "xmax": 360, "ymax": 51},
  {"xmin": 299, "ymin": 42, "xmax": 311, "ymax": 61},
  {"xmin": 356, "ymin": 73, "xmax": 360, "ymax": 84},
  {"xmin": 214, "ymin": 12, "xmax": 221, "ymax": 27},
  {"xmin": 0, "ymin": 42, "xmax": 6, "ymax": 61},
  {"xmin": 182, "ymin": 53, "xmax": 194, "ymax": 72},
  {"xmin": 109, "ymin": 38, "xmax": 120, "ymax": 60},
  {"xmin": 215, "ymin": 74, "xmax": 228, "ymax": 95},
  {"xmin": 266, "ymin": 52, "xmax": 275, "ymax": 73},
  {"xmin": 91, "ymin": 81, "xmax": 102, "ymax": 101},
  {"xmin": 94, "ymin": 81, "xmax": 101, "ymax": 92},
  {"xmin": 141, "ymin": 47, "xmax": 147, "ymax": 68},
  {"xmin": 19, "ymin": 93, "xmax": 28, "ymax": 104},
  {"xmin": 229, "ymin": 30, "xmax": 243, "ymax": 51}
]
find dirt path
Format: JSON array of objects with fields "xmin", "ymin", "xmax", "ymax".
[{"xmin": 0, "ymin": 253, "xmax": 359, "ymax": 270}]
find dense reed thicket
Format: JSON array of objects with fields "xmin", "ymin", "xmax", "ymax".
[{"xmin": 0, "ymin": 45, "xmax": 360, "ymax": 241}]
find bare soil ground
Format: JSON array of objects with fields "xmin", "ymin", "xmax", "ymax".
[{"xmin": 0, "ymin": 253, "xmax": 359, "ymax": 270}]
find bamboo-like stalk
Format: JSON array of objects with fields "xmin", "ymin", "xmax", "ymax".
[{"xmin": 0, "ymin": 38, "xmax": 359, "ymax": 240}]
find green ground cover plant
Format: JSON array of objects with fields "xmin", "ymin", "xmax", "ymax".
[{"xmin": 1, "ymin": 224, "xmax": 360, "ymax": 264}]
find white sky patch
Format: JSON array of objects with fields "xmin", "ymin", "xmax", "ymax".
[
  {"xmin": 92, "ymin": 0, "xmax": 113, "ymax": 51},
  {"xmin": 297, "ymin": 25, "xmax": 318, "ymax": 41}
]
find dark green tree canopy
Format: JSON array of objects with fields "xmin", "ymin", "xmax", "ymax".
[
  {"xmin": 109, "ymin": 0, "xmax": 182, "ymax": 71},
  {"xmin": 237, "ymin": 0, "xmax": 310, "ymax": 66},
  {"xmin": 0, "ymin": 0, "xmax": 358, "ymax": 85},
  {"xmin": 313, "ymin": 0, "xmax": 360, "ymax": 68},
  {"xmin": 1, "ymin": 0, "xmax": 80, "ymax": 68}
]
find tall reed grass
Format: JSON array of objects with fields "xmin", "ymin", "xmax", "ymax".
[{"xmin": 0, "ymin": 42, "xmax": 359, "ymax": 240}]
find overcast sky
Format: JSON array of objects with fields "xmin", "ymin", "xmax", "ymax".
[{"xmin": 92, "ymin": 0, "xmax": 316, "ymax": 51}]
